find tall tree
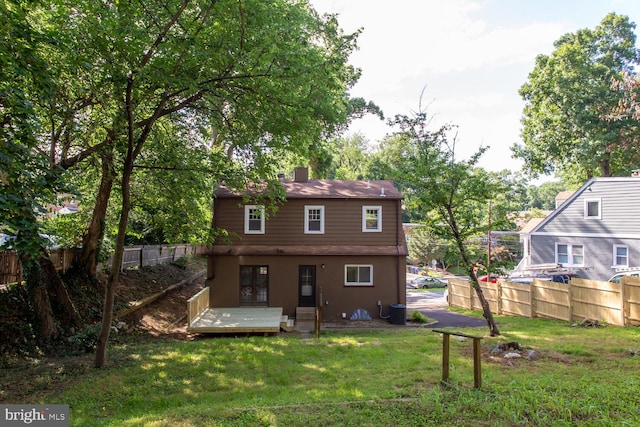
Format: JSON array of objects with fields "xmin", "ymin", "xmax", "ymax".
[
  {"xmin": 57, "ymin": 0, "xmax": 361, "ymax": 368},
  {"xmin": 514, "ymin": 13, "xmax": 640, "ymax": 181},
  {"xmin": 391, "ymin": 105, "xmax": 515, "ymax": 336},
  {"xmin": 0, "ymin": 0, "xmax": 82, "ymax": 340},
  {"xmin": 2, "ymin": 0, "xmax": 361, "ymax": 359}
]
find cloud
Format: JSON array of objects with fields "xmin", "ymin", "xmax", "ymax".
[{"xmin": 310, "ymin": 0, "xmax": 640, "ymax": 178}]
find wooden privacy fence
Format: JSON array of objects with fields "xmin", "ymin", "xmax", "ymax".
[
  {"xmin": 112, "ymin": 244, "xmax": 205, "ymax": 270},
  {"xmin": 447, "ymin": 276, "xmax": 640, "ymax": 327},
  {"xmin": 1, "ymin": 243, "xmax": 207, "ymax": 286}
]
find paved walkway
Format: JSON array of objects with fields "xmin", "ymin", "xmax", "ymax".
[{"xmin": 406, "ymin": 290, "xmax": 487, "ymax": 328}]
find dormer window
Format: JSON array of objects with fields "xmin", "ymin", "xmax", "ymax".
[
  {"xmin": 244, "ymin": 205, "xmax": 265, "ymax": 234},
  {"xmin": 362, "ymin": 206, "xmax": 382, "ymax": 232},
  {"xmin": 584, "ymin": 199, "xmax": 601, "ymax": 219}
]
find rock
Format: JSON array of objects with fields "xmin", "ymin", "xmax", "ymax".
[
  {"xmin": 492, "ymin": 341, "xmax": 521, "ymax": 353},
  {"xmin": 116, "ymin": 321, "xmax": 127, "ymax": 330},
  {"xmin": 525, "ymin": 350, "xmax": 540, "ymax": 360},
  {"xmin": 504, "ymin": 352, "xmax": 521, "ymax": 359},
  {"xmin": 579, "ymin": 318, "xmax": 603, "ymax": 328},
  {"xmin": 490, "ymin": 345, "xmax": 503, "ymax": 354}
]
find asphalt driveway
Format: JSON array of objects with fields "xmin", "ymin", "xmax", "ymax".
[{"xmin": 406, "ymin": 289, "xmax": 487, "ymax": 328}]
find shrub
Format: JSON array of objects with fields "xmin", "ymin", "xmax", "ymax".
[{"xmin": 408, "ymin": 310, "xmax": 430, "ymax": 323}]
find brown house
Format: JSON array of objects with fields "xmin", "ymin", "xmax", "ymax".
[{"xmin": 206, "ymin": 167, "xmax": 408, "ymax": 323}]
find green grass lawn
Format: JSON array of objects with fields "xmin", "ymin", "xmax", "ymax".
[{"xmin": 5, "ymin": 314, "xmax": 640, "ymax": 426}]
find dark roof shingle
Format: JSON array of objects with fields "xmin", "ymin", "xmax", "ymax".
[{"xmin": 216, "ymin": 179, "xmax": 402, "ymax": 199}]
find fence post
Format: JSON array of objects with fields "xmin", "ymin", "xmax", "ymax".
[
  {"xmin": 530, "ymin": 280, "xmax": 536, "ymax": 318},
  {"xmin": 621, "ymin": 280, "xmax": 627, "ymax": 326},
  {"xmin": 567, "ymin": 279, "xmax": 574, "ymax": 322}
]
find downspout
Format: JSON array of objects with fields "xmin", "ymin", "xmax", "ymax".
[
  {"xmin": 207, "ymin": 189, "xmax": 218, "ymax": 308},
  {"xmin": 396, "ymin": 198, "xmax": 402, "ymax": 304}
]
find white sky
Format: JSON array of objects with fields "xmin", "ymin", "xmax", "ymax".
[{"xmin": 309, "ymin": 0, "xmax": 640, "ymax": 182}]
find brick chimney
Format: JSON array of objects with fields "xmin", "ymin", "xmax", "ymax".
[{"xmin": 294, "ymin": 167, "xmax": 309, "ymax": 183}]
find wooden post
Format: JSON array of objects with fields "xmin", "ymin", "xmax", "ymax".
[
  {"xmin": 315, "ymin": 286, "xmax": 323, "ymax": 339},
  {"xmin": 473, "ymin": 336, "xmax": 482, "ymax": 389},
  {"xmin": 433, "ymin": 329, "xmax": 483, "ymax": 389},
  {"xmin": 441, "ymin": 332, "xmax": 450, "ymax": 383}
]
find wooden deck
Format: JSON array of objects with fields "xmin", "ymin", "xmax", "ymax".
[{"xmin": 187, "ymin": 307, "xmax": 284, "ymax": 334}]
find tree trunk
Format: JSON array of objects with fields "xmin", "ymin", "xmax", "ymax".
[
  {"xmin": 19, "ymin": 224, "xmax": 81, "ymax": 341},
  {"xmin": 469, "ymin": 272, "xmax": 500, "ymax": 336},
  {"xmin": 21, "ymin": 257, "xmax": 58, "ymax": 341},
  {"xmin": 600, "ymin": 157, "xmax": 611, "ymax": 177},
  {"xmin": 76, "ymin": 150, "xmax": 115, "ymax": 278},
  {"xmin": 40, "ymin": 254, "xmax": 81, "ymax": 327},
  {"xmin": 94, "ymin": 162, "xmax": 132, "ymax": 368},
  {"xmin": 454, "ymin": 229, "xmax": 501, "ymax": 336}
]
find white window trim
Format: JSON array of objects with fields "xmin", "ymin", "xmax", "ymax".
[
  {"xmin": 344, "ymin": 264, "xmax": 373, "ymax": 286},
  {"xmin": 362, "ymin": 205, "xmax": 382, "ymax": 232},
  {"xmin": 244, "ymin": 205, "xmax": 265, "ymax": 234},
  {"xmin": 304, "ymin": 205, "xmax": 325, "ymax": 234},
  {"xmin": 584, "ymin": 198, "xmax": 601, "ymax": 219},
  {"xmin": 555, "ymin": 243, "xmax": 584, "ymax": 267},
  {"xmin": 613, "ymin": 245, "xmax": 629, "ymax": 268}
]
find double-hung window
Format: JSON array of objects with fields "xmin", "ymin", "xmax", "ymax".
[
  {"xmin": 556, "ymin": 243, "xmax": 584, "ymax": 266},
  {"xmin": 613, "ymin": 245, "xmax": 629, "ymax": 268},
  {"xmin": 304, "ymin": 205, "xmax": 325, "ymax": 234},
  {"xmin": 362, "ymin": 206, "xmax": 382, "ymax": 232},
  {"xmin": 584, "ymin": 199, "xmax": 601, "ymax": 219},
  {"xmin": 345, "ymin": 264, "xmax": 373, "ymax": 286},
  {"xmin": 244, "ymin": 205, "xmax": 265, "ymax": 234}
]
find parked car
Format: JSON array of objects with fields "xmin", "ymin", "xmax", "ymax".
[
  {"xmin": 608, "ymin": 271, "xmax": 640, "ymax": 284},
  {"xmin": 506, "ymin": 273, "xmax": 580, "ymax": 284},
  {"xmin": 477, "ymin": 274, "xmax": 500, "ymax": 283},
  {"xmin": 410, "ymin": 276, "xmax": 447, "ymax": 289},
  {"xmin": 550, "ymin": 273, "xmax": 580, "ymax": 284}
]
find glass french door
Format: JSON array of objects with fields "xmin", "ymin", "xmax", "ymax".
[{"xmin": 239, "ymin": 265, "xmax": 268, "ymax": 306}]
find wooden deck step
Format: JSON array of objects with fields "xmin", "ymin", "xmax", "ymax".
[
  {"xmin": 296, "ymin": 306, "xmax": 316, "ymax": 321},
  {"xmin": 280, "ymin": 315, "xmax": 294, "ymax": 332}
]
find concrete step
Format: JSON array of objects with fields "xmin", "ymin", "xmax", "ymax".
[{"xmin": 296, "ymin": 306, "xmax": 316, "ymax": 321}]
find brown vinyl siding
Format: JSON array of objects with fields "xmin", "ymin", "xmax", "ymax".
[
  {"xmin": 208, "ymin": 175, "xmax": 407, "ymax": 322},
  {"xmin": 208, "ymin": 254, "xmax": 404, "ymax": 320},
  {"xmin": 214, "ymin": 198, "xmax": 401, "ymax": 246}
]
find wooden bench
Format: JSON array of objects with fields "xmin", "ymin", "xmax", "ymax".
[{"xmin": 432, "ymin": 329, "xmax": 483, "ymax": 389}]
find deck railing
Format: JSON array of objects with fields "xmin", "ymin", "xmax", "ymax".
[{"xmin": 187, "ymin": 286, "xmax": 210, "ymax": 326}]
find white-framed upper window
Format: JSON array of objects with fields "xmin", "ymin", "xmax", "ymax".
[
  {"xmin": 244, "ymin": 205, "xmax": 265, "ymax": 234},
  {"xmin": 613, "ymin": 245, "xmax": 629, "ymax": 268},
  {"xmin": 584, "ymin": 199, "xmax": 601, "ymax": 219},
  {"xmin": 345, "ymin": 264, "xmax": 373, "ymax": 286},
  {"xmin": 362, "ymin": 206, "xmax": 382, "ymax": 232},
  {"xmin": 556, "ymin": 243, "xmax": 584, "ymax": 266},
  {"xmin": 304, "ymin": 205, "xmax": 325, "ymax": 234}
]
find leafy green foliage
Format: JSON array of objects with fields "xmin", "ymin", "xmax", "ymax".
[
  {"xmin": 524, "ymin": 180, "xmax": 569, "ymax": 210},
  {"xmin": 388, "ymin": 104, "xmax": 509, "ymax": 334},
  {"xmin": 514, "ymin": 13, "xmax": 640, "ymax": 181}
]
